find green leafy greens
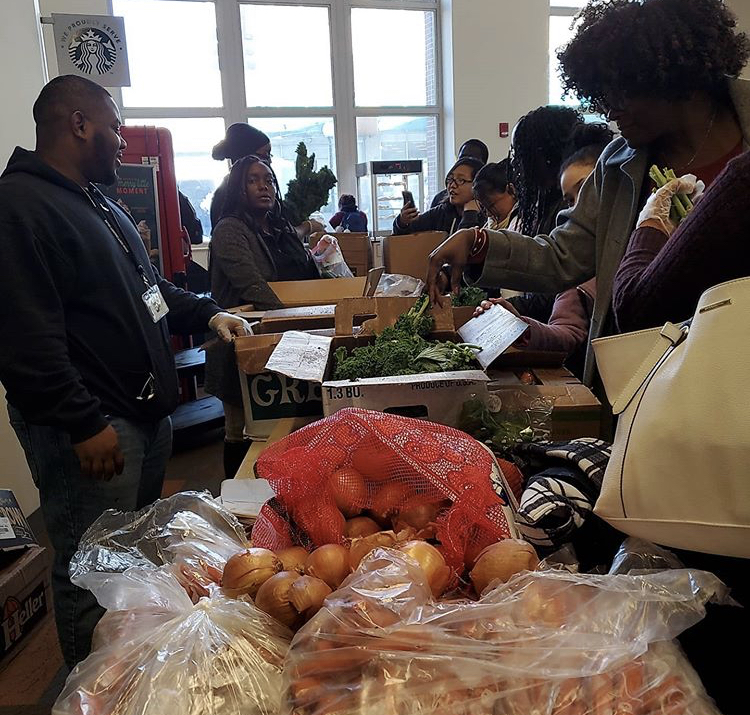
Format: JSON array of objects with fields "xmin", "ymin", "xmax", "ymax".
[{"xmin": 333, "ymin": 296, "xmax": 482, "ymax": 380}]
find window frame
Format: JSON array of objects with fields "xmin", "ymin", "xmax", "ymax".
[{"xmin": 109, "ymin": 0, "xmax": 442, "ymax": 212}]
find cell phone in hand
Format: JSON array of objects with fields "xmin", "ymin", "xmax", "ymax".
[{"xmin": 402, "ymin": 190, "xmax": 416, "ymax": 209}]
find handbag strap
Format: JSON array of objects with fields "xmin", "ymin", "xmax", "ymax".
[{"xmin": 611, "ymin": 322, "xmax": 688, "ymax": 415}]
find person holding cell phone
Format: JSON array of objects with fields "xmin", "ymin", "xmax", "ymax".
[{"xmin": 391, "ymin": 157, "xmax": 485, "ymax": 236}]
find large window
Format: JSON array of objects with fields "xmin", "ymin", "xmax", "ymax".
[
  {"xmin": 113, "ymin": 0, "xmax": 441, "ymax": 231},
  {"xmin": 548, "ymin": 1, "xmax": 586, "ymax": 105}
]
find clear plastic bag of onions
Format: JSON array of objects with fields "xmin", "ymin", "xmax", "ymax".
[
  {"xmin": 53, "ymin": 566, "xmax": 290, "ymax": 715},
  {"xmin": 284, "ymin": 548, "xmax": 729, "ymax": 715}
]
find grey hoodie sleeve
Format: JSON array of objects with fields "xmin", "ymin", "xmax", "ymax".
[{"xmin": 474, "ymin": 169, "xmax": 600, "ymax": 293}]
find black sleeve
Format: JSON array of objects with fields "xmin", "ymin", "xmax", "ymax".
[
  {"xmin": 458, "ymin": 210, "xmax": 483, "ymax": 230},
  {"xmin": 507, "ymin": 292, "xmax": 557, "ymax": 323},
  {"xmin": 0, "ymin": 219, "xmax": 108, "ymax": 442},
  {"xmin": 430, "ymin": 189, "xmax": 448, "ymax": 208},
  {"xmin": 156, "ymin": 267, "xmax": 223, "ymax": 335},
  {"xmin": 179, "ymin": 192, "xmax": 203, "ymax": 244},
  {"xmin": 392, "ymin": 207, "xmax": 442, "ymax": 236}
]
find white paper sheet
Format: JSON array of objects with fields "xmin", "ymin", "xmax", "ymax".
[
  {"xmin": 265, "ymin": 330, "xmax": 333, "ymax": 382},
  {"xmin": 457, "ymin": 303, "xmax": 529, "ymax": 369}
]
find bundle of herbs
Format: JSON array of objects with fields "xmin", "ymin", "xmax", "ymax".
[
  {"xmin": 333, "ymin": 296, "xmax": 482, "ymax": 380},
  {"xmin": 649, "ymin": 165, "xmax": 695, "ymax": 225}
]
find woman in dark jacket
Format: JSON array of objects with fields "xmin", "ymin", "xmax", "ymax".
[
  {"xmin": 392, "ymin": 157, "xmax": 484, "ymax": 235},
  {"xmin": 206, "ymin": 155, "xmax": 318, "ymax": 477}
]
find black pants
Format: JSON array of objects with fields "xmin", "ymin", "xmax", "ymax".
[{"xmin": 673, "ymin": 549, "xmax": 749, "ymax": 715}]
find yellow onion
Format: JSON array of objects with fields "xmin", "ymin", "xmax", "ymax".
[
  {"xmin": 348, "ymin": 531, "xmax": 399, "ymax": 571},
  {"xmin": 222, "ymin": 548, "xmax": 282, "ymax": 597},
  {"xmin": 369, "ymin": 482, "xmax": 411, "ymax": 525},
  {"xmin": 329, "ymin": 467, "xmax": 367, "ymax": 518},
  {"xmin": 288, "ymin": 575, "xmax": 332, "ymax": 620},
  {"xmin": 469, "ymin": 539, "xmax": 539, "ymax": 596},
  {"xmin": 254, "ymin": 571, "xmax": 303, "ymax": 628},
  {"xmin": 398, "ymin": 540, "xmax": 452, "ymax": 597},
  {"xmin": 351, "ymin": 439, "xmax": 390, "ymax": 482},
  {"xmin": 344, "ymin": 516, "xmax": 381, "ymax": 539},
  {"xmin": 276, "ymin": 546, "xmax": 309, "ymax": 574},
  {"xmin": 392, "ymin": 500, "xmax": 448, "ymax": 538},
  {"xmin": 305, "ymin": 544, "xmax": 351, "ymax": 590}
]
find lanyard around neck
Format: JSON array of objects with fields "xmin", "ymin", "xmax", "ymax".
[{"xmin": 83, "ymin": 187, "xmax": 151, "ymax": 289}]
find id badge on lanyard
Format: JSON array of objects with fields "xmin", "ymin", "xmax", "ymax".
[
  {"xmin": 142, "ymin": 283, "xmax": 170, "ymax": 323},
  {"xmin": 86, "ymin": 188, "xmax": 170, "ymax": 324}
]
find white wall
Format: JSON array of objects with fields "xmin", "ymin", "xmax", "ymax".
[{"xmin": 442, "ymin": 0, "xmax": 549, "ymax": 162}]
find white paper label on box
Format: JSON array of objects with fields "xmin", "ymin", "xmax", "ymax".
[
  {"xmin": 266, "ymin": 331, "xmax": 332, "ymax": 382},
  {"xmin": 0, "ymin": 516, "xmax": 15, "ymax": 540},
  {"xmin": 458, "ymin": 304, "xmax": 529, "ymax": 369}
]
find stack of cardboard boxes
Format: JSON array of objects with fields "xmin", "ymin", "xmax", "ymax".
[{"xmin": 0, "ymin": 490, "xmax": 51, "ymax": 672}]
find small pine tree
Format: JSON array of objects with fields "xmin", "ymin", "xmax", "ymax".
[{"xmin": 283, "ymin": 142, "xmax": 337, "ymax": 227}]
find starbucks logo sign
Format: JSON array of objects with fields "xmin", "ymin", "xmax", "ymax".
[
  {"xmin": 68, "ymin": 28, "xmax": 117, "ymax": 75},
  {"xmin": 54, "ymin": 14, "xmax": 130, "ymax": 87}
]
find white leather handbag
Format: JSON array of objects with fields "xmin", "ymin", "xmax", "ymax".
[{"xmin": 592, "ymin": 277, "xmax": 750, "ymax": 558}]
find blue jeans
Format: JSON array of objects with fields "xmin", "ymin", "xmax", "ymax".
[{"xmin": 7, "ymin": 406, "xmax": 172, "ymax": 668}]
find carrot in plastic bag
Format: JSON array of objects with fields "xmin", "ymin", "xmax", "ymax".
[
  {"xmin": 613, "ymin": 658, "xmax": 645, "ymax": 715},
  {"xmin": 641, "ymin": 675, "xmax": 686, "ymax": 715},
  {"xmin": 589, "ymin": 673, "xmax": 616, "ymax": 715},
  {"xmin": 552, "ymin": 677, "xmax": 587, "ymax": 715}
]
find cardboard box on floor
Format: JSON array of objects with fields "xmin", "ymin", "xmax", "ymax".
[
  {"xmin": 383, "ymin": 231, "xmax": 447, "ymax": 279},
  {"xmin": 235, "ymin": 296, "xmax": 511, "ymax": 431},
  {"xmin": 0, "ymin": 491, "xmax": 51, "ymax": 673},
  {"xmin": 309, "ymin": 232, "xmax": 372, "ymax": 278},
  {"xmin": 486, "ymin": 366, "xmax": 602, "ymax": 440}
]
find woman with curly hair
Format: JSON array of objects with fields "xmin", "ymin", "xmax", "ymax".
[{"xmin": 427, "ymin": 0, "xmax": 749, "ymax": 388}]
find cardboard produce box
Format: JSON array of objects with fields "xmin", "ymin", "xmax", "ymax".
[
  {"xmin": 486, "ymin": 366, "xmax": 602, "ymax": 440},
  {"xmin": 0, "ymin": 490, "xmax": 37, "ymax": 559},
  {"xmin": 0, "ymin": 502, "xmax": 51, "ymax": 673},
  {"xmin": 383, "ymin": 231, "xmax": 447, "ymax": 279},
  {"xmin": 236, "ymin": 297, "xmax": 530, "ymax": 431},
  {"xmin": 267, "ymin": 276, "xmax": 368, "ymax": 308},
  {"xmin": 310, "ymin": 232, "xmax": 372, "ymax": 277}
]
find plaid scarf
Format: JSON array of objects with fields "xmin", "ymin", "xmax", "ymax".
[{"xmin": 510, "ymin": 438, "xmax": 611, "ymax": 548}]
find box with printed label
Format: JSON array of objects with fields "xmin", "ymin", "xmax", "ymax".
[
  {"xmin": 0, "ymin": 546, "xmax": 51, "ymax": 672},
  {"xmin": 235, "ymin": 297, "xmax": 530, "ymax": 430},
  {"xmin": 0, "ymin": 490, "xmax": 36, "ymax": 556}
]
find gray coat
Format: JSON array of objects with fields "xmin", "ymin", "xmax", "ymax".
[
  {"xmin": 206, "ymin": 215, "xmax": 313, "ymax": 404},
  {"xmin": 476, "ymin": 79, "xmax": 750, "ymax": 386},
  {"xmin": 210, "ymin": 215, "xmax": 287, "ymax": 312}
]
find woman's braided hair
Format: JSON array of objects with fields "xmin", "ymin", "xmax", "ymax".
[{"xmin": 511, "ymin": 106, "xmax": 611, "ymax": 235}]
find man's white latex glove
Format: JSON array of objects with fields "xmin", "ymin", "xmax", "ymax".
[
  {"xmin": 637, "ymin": 174, "xmax": 705, "ymax": 236},
  {"xmin": 208, "ymin": 312, "xmax": 252, "ymax": 342}
]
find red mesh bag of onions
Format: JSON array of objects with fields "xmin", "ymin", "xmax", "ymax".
[{"xmin": 252, "ymin": 408, "xmax": 519, "ymax": 573}]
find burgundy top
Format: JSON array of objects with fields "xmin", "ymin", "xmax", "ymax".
[{"xmin": 613, "ymin": 149, "xmax": 750, "ymax": 332}]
